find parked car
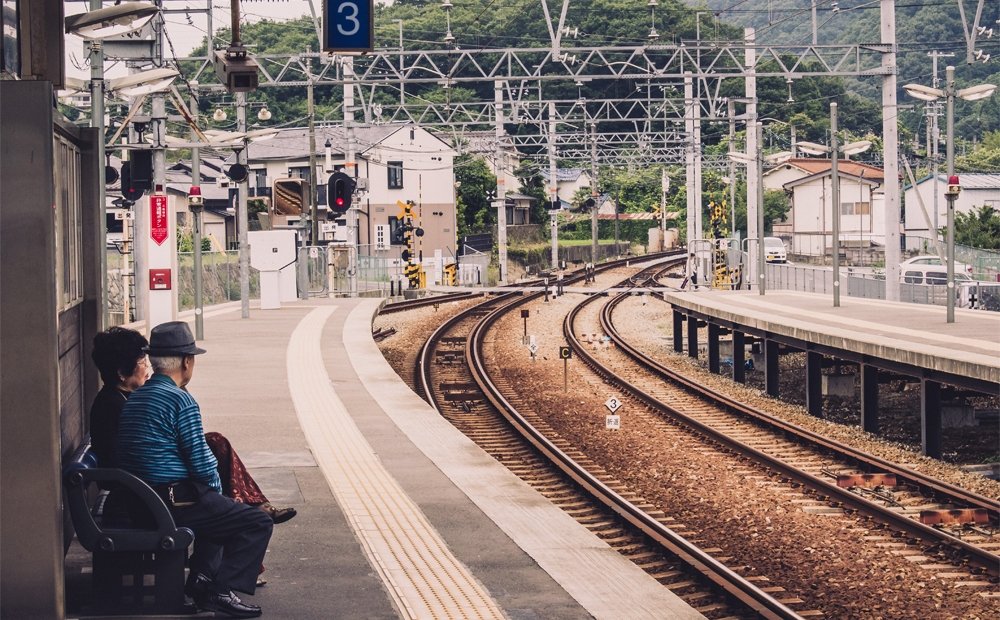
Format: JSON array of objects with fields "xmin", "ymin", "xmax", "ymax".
[
  {"xmin": 899, "ymin": 255, "xmax": 973, "ymax": 285},
  {"xmin": 763, "ymin": 237, "xmax": 787, "ymax": 263}
]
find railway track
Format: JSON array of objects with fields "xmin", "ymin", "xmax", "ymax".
[
  {"xmin": 379, "ymin": 291, "xmax": 483, "ymax": 314},
  {"xmin": 561, "ymin": 266, "xmax": 999, "ymax": 582},
  {"xmin": 411, "ymin": 257, "xmax": 811, "ymax": 619}
]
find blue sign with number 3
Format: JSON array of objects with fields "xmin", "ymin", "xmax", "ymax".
[{"xmin": 323, "ymin": 0, "xmax": 374, "ymax": 52}]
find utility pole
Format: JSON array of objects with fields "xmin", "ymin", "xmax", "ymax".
[
  {"xmin": 345, "ymin": 57, "xmax": 358, "ymax": 297},
  {"xmin": 90, "ymin": 0, "xmax": 107, "ymax": 328},
  {"xmin": 308, "ymin": 80, "xmax": 318, "ymax": 245},
  {"xmin": 548, "ymin": 101, "xmax": 558, "ymax": 267},
  {"xmin": 755, "ymin": 121, "xmax": 766, "ymax": 296},
  {"xmin": 881, "ymin": 0, "xmax": 902, "ymax": 300},
  {"xmin": 495, "ymin": 80, "xmax": 507, "ymax": 284},
  {"xmin": 831, "ymin": 102, "xmax": 841, "ymax": 307},
  {"xmin": 811, "ymin": 0, "xmax": 818, "ymax": 45},
  {"xmin": 590, "ymin": 121, "xmax": 598, "ymax": 266},
  {"xmin": 190, "ymin": 84, "xmax": 204, "ymax": 339},
  {"xmin": 745, "ymin": 28, "xmax": 761, "ymax": 290},
  {"xmin": 928, "ymin": 51, "xmax": 954, "ymax": 241},
  {"xmin": 237, "ymin": 92, "xmax": 250, "ymax": 318},
  {"xmin": 660, "ymin": 167, "xmax": 668, "ymax": 243},
  {"xmin": 693, "ymin": 84, "xmax": 703, "ymax": 243},
  {"xmin": 727, "ymin": 98, "xmax": 737, "ymax": 238},
  {"xmin": 684, "ymin": 71, "xmax": 695, "ymax": 251},
  {"xmin": 945, "ymin": 65, "xmax": 958, "ymax": 323},
  {"xmin": 142, "ymin": 4, "xmax": 177, "ymax": 330}
]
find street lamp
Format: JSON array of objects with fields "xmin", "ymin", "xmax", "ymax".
[
  {"xmin": 904, "ymin": 66, "xmax": 996, "ymax": 323},
  {"xmin": 64, "ymin": 2, "xmax": 158, "ymax": 39},
  {"xmin": 797, "ymin": 102, "xmax": 871, "ymax": 308},
  {"xmin": 107, "ymin": 68, "xmax": 179, "ymax": 98}
]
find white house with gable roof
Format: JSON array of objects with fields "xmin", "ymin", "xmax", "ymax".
[
  {"xmin": 242, "ymin": 124, "xmax": 458, "ymax": 275},
  {"xmin": 766, "ymin": 158, "xmax": 887, "ymax": 257}
]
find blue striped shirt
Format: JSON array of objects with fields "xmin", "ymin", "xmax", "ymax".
[{"xmin": 117, "ymin": 374, "xmax": 221, "ymax": 492}]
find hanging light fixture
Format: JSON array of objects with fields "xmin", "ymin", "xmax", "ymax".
[
  {"xmin": 212, "ymin": 108, "xmax": 228, "ymax": 122},
  {"xmin": 257, "ymin": 106, "xmax": 272, "ymax": 121}
]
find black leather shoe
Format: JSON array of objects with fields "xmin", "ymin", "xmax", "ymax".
[
  {"xmin": 198, "ymin": 590, "xmax": 262, "ymax": 618},
  {"xmin": 259, "ymin": 502, "xmax": 297, "ymax": 524},
  {"xmin": 184, "ymin": 572, "xmax": 213, "ymax": 600}
]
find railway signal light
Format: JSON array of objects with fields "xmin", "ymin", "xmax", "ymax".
[
  {"xmin": 328, "ymin": 171, "xmax": 355, "ymax": 213},
  {"xmin": 120, "ymin": 161, "xmax": 145, "ymax": 201}
]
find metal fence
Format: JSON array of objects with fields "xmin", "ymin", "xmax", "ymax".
[
  {"xmin": 765, "ymin": 261, "xmax": 960, "ymax": 307},
  {"xmin": 764, "ymin": 262, "xmax": 834, "ymax": 294},
  {"xmin": 904, "ymin": 234, "xmax": 1000, "ymax": 282},
  {"xmin": 177, "ymin": 251, "xmax": 259, "ymax": 311}
]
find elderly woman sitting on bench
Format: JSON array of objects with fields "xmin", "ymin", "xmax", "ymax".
[{"xmin": 88, "ymin": 326, "xmax": 296, "ymax": 593}]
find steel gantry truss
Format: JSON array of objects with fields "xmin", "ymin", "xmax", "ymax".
[
  {"xmin": 98, "ymin": 0, "xmax": 912, "ymax": 293},
  {"xmin": 175, "ymin": 39, "xmax": 892, "ymax": 165},
  {"xmin": 180, "ymin": 42, "xmax": 891, "ymax": 137}
]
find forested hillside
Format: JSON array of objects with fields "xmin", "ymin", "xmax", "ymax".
[
  {"xmin": 188, "ymin": 1, "xmax": 997, "ymax": 171},
  {"xmin": 697, "ymin": 0, "xmax": 999, "ymax": 138}
]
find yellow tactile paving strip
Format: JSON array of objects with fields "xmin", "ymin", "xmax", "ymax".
[
  {"xmin": 345, "ymin": 300, "xmax": 705, "ymax": 620},
  {"xmin": 287, "ymin": 306, "xmax": 506, "ymax": 620}
]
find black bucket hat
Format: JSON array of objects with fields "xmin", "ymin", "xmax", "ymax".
[{"xmin": 144, "ymin": 321, "xmax": 207, "ymax": 356}]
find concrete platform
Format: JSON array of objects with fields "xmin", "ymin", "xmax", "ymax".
[
  {"xmin": 664, "ymin": 290, "xmax": 1000, "ymax": 387},
  {"xmin": 663, "ymin": 289, "xmax": 1000, "ymax": 457},
  {"xmin": 66, "ymin": 297, "xmax": 702, "ymax": 619}
]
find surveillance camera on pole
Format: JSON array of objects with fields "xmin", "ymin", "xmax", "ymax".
[{"xmin": 214, "ymin": 44, "xmax": 260, "ymax": 93}]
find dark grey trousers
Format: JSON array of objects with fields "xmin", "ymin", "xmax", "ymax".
[{"xmin": 171, "ymin": 482, "xmax": 273, "ymax": 595}]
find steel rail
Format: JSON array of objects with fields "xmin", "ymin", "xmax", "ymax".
[
  {"xmin": 411, "ymin": 253, "xmax": 675, "ymax": 405},
  {"xmin": 605, "ymin": 291, "xmax": 1000, "ymax": 518},
  {"xmin": 586, "ymin": 289, "xmax": 1000, "ymax": 578},
  {"xmin": 461, "ymin": 258, "xmax": 803, "ymax": 620},
  {"xmin": 379, "ymin": 291, "xmax": 482, "ymax": 314}
]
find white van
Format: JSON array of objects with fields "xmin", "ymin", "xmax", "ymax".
[
  {"xmin": 899, "ymin": 255, "xmax": 974, "ymax": 285},
  {"xmin": 763, "ymin": 237, "xmax": 787, "ymax": 263}
]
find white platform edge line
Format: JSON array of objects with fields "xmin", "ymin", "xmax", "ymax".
[{"xmin": 348, "ymin": 299, "xmax": 705, "ymax": 620}]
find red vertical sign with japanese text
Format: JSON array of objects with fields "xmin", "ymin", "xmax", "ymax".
[{"xmin": 150, "ymin": 195, "xmax": 168, "ymax": 245}]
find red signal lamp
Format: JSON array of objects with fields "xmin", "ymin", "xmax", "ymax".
[
  {"xmin": 188, "ymin": 185, "xmax": 204, "ymax": 208},
  {"xmin": 946, "ymin": 175, "xmax": 961, "ymax": 196}
]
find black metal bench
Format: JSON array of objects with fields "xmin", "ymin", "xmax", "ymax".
[{"xmin": 63, "ymin": 440, "xmax": 195, "ymax": 615}]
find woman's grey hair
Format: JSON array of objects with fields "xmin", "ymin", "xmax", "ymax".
[{"xmin": 149, "ymin": 355, "xmax": 183, "ymax": 373}]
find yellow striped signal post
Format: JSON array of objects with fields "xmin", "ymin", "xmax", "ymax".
[{"xmin": 396, "ymin": 200, "xmax": 423, "ymax": 288}]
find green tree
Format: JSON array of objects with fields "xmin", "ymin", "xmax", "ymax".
[
  {"xmin": 177, "ymin": 230, "xmax": 211, "ymax": 252},
  {"xmin": 513, "ymin": 160, "xmax": 548, "ymax": 223},
  {"xmin": 454, "ymin": 155, "xmax": 496, "ymax": 237},
  {"xmin": 956, "ymin": 131, "xmax": 1000, "ymax": 173},
  {"xmin": 954, "ymin": 205, "xmax": 1000, "ymax": 250}
]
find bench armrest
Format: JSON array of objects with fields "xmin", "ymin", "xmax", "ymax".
[{"xmin": 64, "ymin": 464, "xmax": 194, "ymax": 553}]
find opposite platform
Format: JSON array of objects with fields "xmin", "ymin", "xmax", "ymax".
[
  {"xmin": 71, "ymin": 297, "xmax": 701, "ymax": 619},
  {"xmin": 663, "ymin": 290, "xmax": 1000, "ymax": 387}
]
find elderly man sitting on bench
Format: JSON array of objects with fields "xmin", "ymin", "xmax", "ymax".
[{"xmin": 117, "ymin": 321, "xmax": 272, "ymax": 619}]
